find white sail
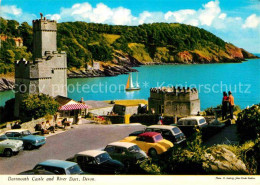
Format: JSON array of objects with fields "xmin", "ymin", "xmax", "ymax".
[
  {"xmin": 136, "ymin": 73, "xmax": 139, "ymax": 87},
  {"xmin": 130, "ymin": 73, "xmax": 134, "ymax": 88}
]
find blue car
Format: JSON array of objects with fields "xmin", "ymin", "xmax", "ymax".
[
  {"xmin": 5, "ymin": 129, "xmax": 46, "ymax": 150},
  {"xmin": 33, "ymin": 160, "xmax": 85, "ymax": 175}
]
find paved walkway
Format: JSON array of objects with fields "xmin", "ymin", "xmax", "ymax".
[{"xmin": 203, "ymin": 124, "xmax": 239, "ymax": 147}]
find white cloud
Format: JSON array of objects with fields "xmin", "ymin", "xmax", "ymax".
[
  {"xmin": 139, "ymin": 11, "xmax": 152, "ymax": 24},
  {"xmin": 46, "ymin": 14, "xmax": 61, "ymax": 21},
  {"xmin": 0, "ymin": 5, "xmax": 22, "ymax": 18},
  {"xmin": 165, "ymin": 9, "xmax": 196, "ymax": 23},
  {"xmin": 198, "ymin": 0, "xmax": 221, "ymax": 26},
  {"xmin": 218, "ymin": 13, "xmax": 226, "ymax": 19},
  {"xmin": 242, "ymin": 14, "xmax": 260, "ymax": 29},
  {"xmin": 0, "ymin": 5, "xmax": 36, "ymax": 23},
  {"xmin": 112, "ymin": 7, "xmax": 133, "ymax": 25}
]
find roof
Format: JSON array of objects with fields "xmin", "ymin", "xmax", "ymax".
[
  {"xmin": 83, "ymin": 100, "xmax": 113, "ymax": 109},
  {"xmin": 107, "ymin": 142, "xmax": 136, "ymax": 148},
  {"xmin": 148, "ymin": 125, "xmax": 177, "ymax": 130},
  {"xmin": 55, "ymin": 95, "xmax": 73, "ymax": 105},
  {"xmin": 179, "ymin": 116, "xmax": 205, "ymax": 121},
  {"xmin": 58, "ymin": 103, "xmax": 88, "ymax": 111},
  {"xmin": 55, "ymin": 96, "xmax": 89, "ymax": 110},
  {"xmin": 5, "ymin": 129, "xmax": 28, "ymax": 133},
  {"xmin": 37, "ymin": 160, "xmax": 77, "ymax": 169},
  {"xmin": 139, "ymin": 132, "xmax": 160, "ymax": 137},
  {"xmin": 76, "ymin": 150, "xmax": 106, "ymax": 157}
]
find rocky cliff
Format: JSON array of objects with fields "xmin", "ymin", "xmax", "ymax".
[{"xmin": 0, "ymin": 78, "xmax": 14, "ymax": 92}]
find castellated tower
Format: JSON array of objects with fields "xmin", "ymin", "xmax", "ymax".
[
  {"xmin": 14, "ymin": 15, "xmax": 67, "ymax": 117},
  {"xmin": 148, "ymin": 86, "xmax": 200, "ymax": 116}
]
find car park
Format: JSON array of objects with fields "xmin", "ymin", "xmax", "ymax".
[
  {"xmin": 129, "ymin": 125, "xmax": 186, "ymax": 145},
  {"xmin": 121, "ymin": 132, "xmax": 173, "ymax": 157},
  {"xmin": 104, "ymin": 142, "xmax": 148, "ymax": 168},
  {"xmin": 5, "ymin": 129, "xmax": 46, "ymax": 150},
  {"xmin": 33, "ymin": 160, "xmax": 84, "ymax": 175},
  {"xmin": 72, "ymin": 150, "xmax": 124, "ymax": 174},
  {"xmin": 0, "ymin": 134, "xmax": 23, "ymax": 157}
]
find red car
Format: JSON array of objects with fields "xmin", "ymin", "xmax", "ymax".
[{"xmin": 121, "ymin": 132, "xmax": 173, "ymax": 157}]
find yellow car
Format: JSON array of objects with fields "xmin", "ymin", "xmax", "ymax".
[{"xmin": 121, "ymin": 132, "xmax": 173, "ymax": 157}]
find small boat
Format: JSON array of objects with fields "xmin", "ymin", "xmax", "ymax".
[{"xmin": 125, "ymin": 73, "xmax": 140, "ymax": 91}]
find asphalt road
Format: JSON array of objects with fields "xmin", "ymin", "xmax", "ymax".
[{"xmin": 0, "ymin": 123, "xmax": 145, "ymax": 174}]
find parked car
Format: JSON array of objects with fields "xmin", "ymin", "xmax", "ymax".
[
  {"xmin": 5, "ymin": 129, "xmax": 46, "ymax": 150},
  {"xmin": 72, "ymin": 150, "xmax": 124, "ymax": 174},
  {"xmin": 129, "ymin": 125, "xmax": 186, "ymax": 145},
  {"xmin": 172, "ymin": 116, "xmax": 208, "ymax": 137},
  {"xmin": 104, "ymin": 142, "xmax": 148, "ymax": 168},
  {"xmin": 0, "ymin": 134, "xmax": 23, "ymax": 157},
  {"xmin": 121, "ymin": 132, "xmax": 173, "ymax": 157},
  {"xmin": 32, "ymin": 160, "xmax": 84, "ymax": 175}
]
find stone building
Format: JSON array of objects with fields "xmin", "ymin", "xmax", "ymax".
[
  {"xmin": 14, "ymin": 15, "xmax": 67, "ymax": 117},
  {"xmin": 148, "ymin": 86, "xmax": 200, "ymax": 116}
]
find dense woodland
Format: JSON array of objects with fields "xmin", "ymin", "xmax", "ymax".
[{"xmin": 0, "ymin": 16, "xmax": 245, "ymax": 73}]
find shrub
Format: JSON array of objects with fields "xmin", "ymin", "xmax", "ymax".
[
  {"xmin": 236, "ymin": 104, "xmax": 260, "ymax": 143},
  {"xmin": 139, "ymin": 159, "xmax": 161, "ymax": 175},
  {"xmin": 19, "ymin": 94, "xmax": 59, "ymax": 122}
]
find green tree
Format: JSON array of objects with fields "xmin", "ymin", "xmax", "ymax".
[
  {"xmin": 5, "ymin": 50, "xmax": 15, "ymax": 63},
  {"xmin": 0, "ymin": 17, "xmax": 8, "ymax": 34},
  {"xmin": 18, "ymin": 22, "xmax": 33, "ymax": 52},
  {"xmin": 19, "ymin": 94, "xmax": 59, "ymax": 121}
]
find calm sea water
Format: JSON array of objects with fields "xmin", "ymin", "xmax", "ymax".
[{"xmin": 1, "ymin": 59, "xmax": 260, "ymax": 110}]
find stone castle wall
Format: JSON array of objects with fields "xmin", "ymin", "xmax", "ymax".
[
  {"xmin": 148, "ymin": 87, "xmax": 200, "ymax": 116},
  {"xmin": 33, "ymin": 18, "xmax": 57, "ymax": 59}
]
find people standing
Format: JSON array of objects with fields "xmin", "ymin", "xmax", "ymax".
[
  {"xmin": 222, "ymin": 91, "xmax": 228, "ymax": 120},
  {"xmin": 228, "ymin": 91, "xmax": 235, "ymax": 119},
  {"xmin": 158, "ymin": 114, "xmax": 164, "ymax": 125}
]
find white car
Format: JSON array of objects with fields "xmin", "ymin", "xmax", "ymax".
[
  {"xmin": 0, "ymin": 134, "xmax": 23, "ymax": 157},
  {"xmin": 174, "ymin": 116, "xmax": 208, "ymax": 137},
  {"xmin": 177, "ymin": 116, "xmax": 208, "ymax": 127}
]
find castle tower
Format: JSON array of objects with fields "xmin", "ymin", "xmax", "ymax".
[
  {"xmin": 148, "ymin": 86, "xmax": 200, "ymax": 116},
  {"xmin": 14, "ymin": 14, "xmax": 67, "ymax": 117},
  {"xmin": 33, "ymin": 14, "xmax": 57, "ymax": 59}
]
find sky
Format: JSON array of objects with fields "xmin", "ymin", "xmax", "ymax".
[{"xmin": 0, "ymin": 0, "xmax": 260, "ymax": 53}]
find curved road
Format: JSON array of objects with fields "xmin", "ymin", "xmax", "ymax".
[{"xmin": 0, "ymin": 123, "xmax": 145, "ymax": 174}]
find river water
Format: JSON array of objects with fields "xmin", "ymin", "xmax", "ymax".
[{"xmin": 1, "ymin": 59, "xmax": 259, "ymax": 110}]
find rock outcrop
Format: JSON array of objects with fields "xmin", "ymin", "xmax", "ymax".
[
  {"xmin": 203, "ymin": 146, "xmax": 248, "ymax": 174},
  {"xmin": 68, "ymin": 51, "xmax": 141, "ymax": 78},
  {"xmin": 0, "ymin": 78, "xmax": 14, "ymax": 92}
]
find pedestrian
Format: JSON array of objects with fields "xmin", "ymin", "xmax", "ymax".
[
  {"xmin": 12, "ymin": 121, "xmax": 21, "ymax": 129},
  {"xmin": 158, "ymin": 114, "xmax": 164, "ymax": 125},
  {"xmin": 222, "ymin": 91, "xmax": 228, "ymax": 120},
  {"xmin": 228, "ymin": 91, "xmax": 235, "ymax": 119}
]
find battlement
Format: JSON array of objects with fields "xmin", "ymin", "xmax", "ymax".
[
  {"xmin": 150, "ymin": 86, "xmax": 198, "ymax": 94},
  {"xmin": 150, "ymin": 86, "xmax": 199, "ymax": 102},
  {"xmin": 32, "ymin": 16, "xmax": 57, "ymax": 32}
]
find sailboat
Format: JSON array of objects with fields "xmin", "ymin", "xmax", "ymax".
[{"xmin": 125, "ymin": 73, "xmax": 141, "ymax": 91}]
